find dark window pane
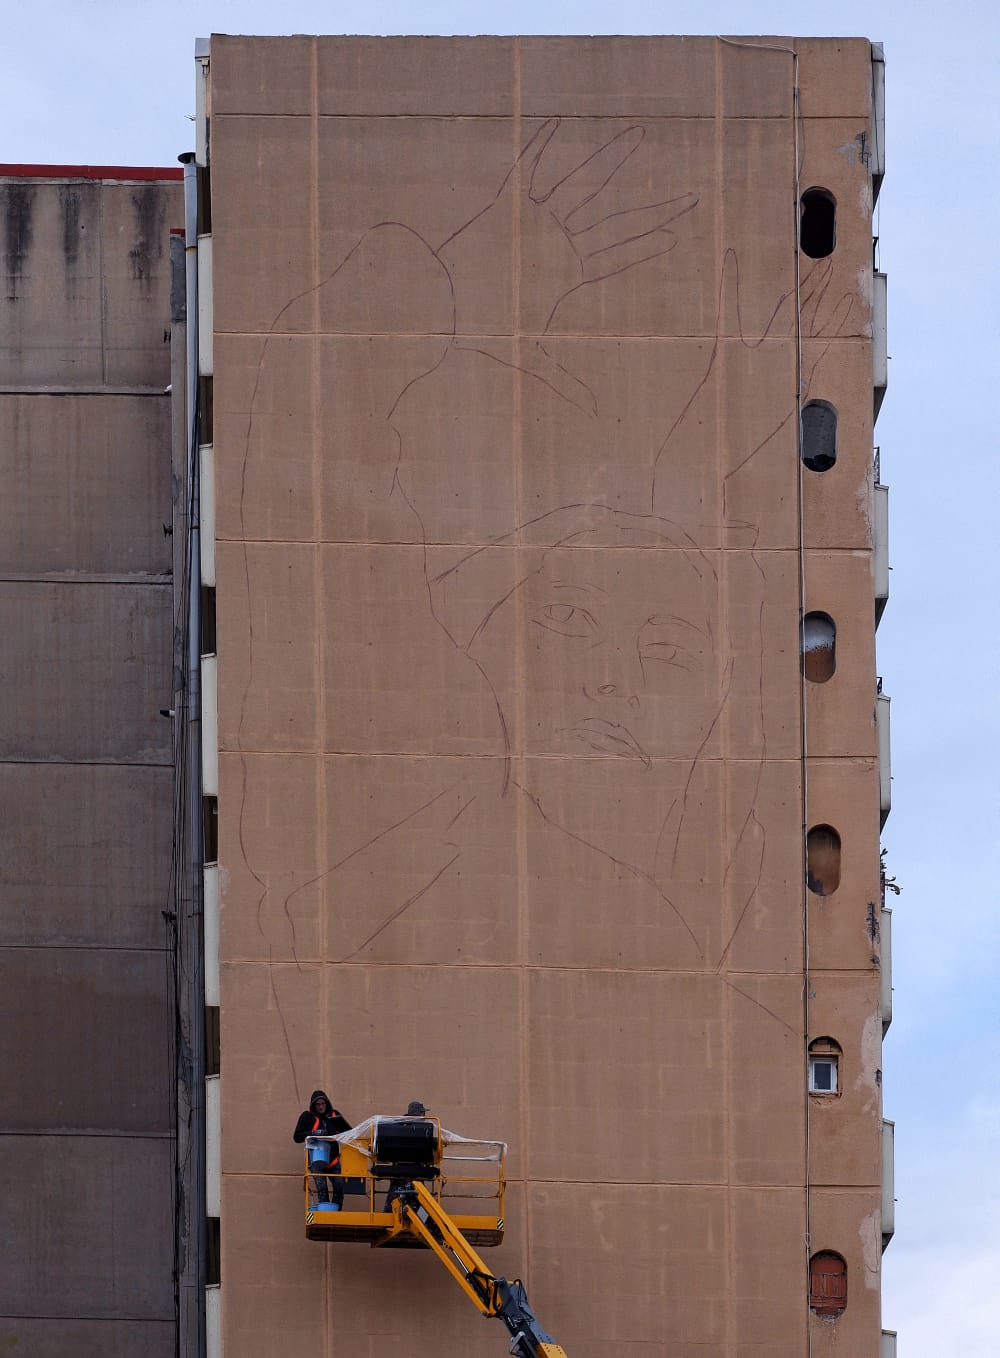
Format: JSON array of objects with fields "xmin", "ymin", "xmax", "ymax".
[
  {"xmin": 802, "ymin": 613, "xmax": 836, "ymax": 683},
  {"xmin": 813, "ymin": 1061, "xmax": 832, "ymax": 1091},
  {"xmin": 801, "ymin": 401, "xmax": 838, "ymax": 471},
  {"xmin": 807, "ymin": 824, "xmax": 841, "ymax": 896},
  {"xmin": 801, "ymin": 188, "xmax": 837, "ymax": 258}
]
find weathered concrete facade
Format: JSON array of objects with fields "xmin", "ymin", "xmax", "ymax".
[
  {"xmin": 0, "ymin": 168, "xmax": 181, "ymax": 1356},
  {"xmin": 202, "ymin": 36, "xmax": 889, "ymax": 1357}
]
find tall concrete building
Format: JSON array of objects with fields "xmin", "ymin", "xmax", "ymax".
[
  {"xmin": 0, "ymin": 165, "xmax": 183, "ymax": 1355},
  {"xmin": 191, "ymin": 33, "xmax": 894, "ymax": 1358},
  {"xmin": 3, "ymin": 32, "xmax": 896, "ymax": 1358}
]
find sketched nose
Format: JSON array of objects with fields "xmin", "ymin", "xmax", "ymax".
[{"xmin": 598, "ymin": 684, "xmax": 617, "ymax": 696}]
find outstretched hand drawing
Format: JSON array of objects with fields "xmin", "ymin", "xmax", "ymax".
[{"xmin": 439, "ymin": 118, "xmax": 698, "ymax": 410}]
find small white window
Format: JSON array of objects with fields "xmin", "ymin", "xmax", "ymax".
[
  {"xmin": 809, "ymin": 1056, "xmax": 838, "ymax": 1093},
  {"xmin": 808, "ymin": 1037, "xmax": 842, "ymax": 1094}
]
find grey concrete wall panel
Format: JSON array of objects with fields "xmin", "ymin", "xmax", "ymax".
[
  {"xmin": 0, "ymin": 764, "xmax": 172, "ymax": 948},
  {"xmin": 0, "ymin": 179, "xmax": 178, "ymax": 389},
  {"xmin": 0, "ymin": 948, "xmax": 171, "ymax": 1134},
  {"xmin": 0, "ymin": 395, "xmax": 173, "ymax": 575},
  {"xmin": 0, "ymin": 581, "xmax": 172, "ymax": 762},
  {"xmin": 0, "ymin": 171, "xmax": 178, "ymax": 1354},
  {"xmin": 102, "ymin": 184, "xmax": 179, "ymax": 387},
  {"xmin": 0, "ymin": 1136, "xmax": 174, "ymax": 1318},
  {"xmin": 1, "ymin": 180, "xmax": 104, "ymax": 386},
  {"xmin": 0, "ymin": 1318, "xmax": 174, "ymax": 1358}
]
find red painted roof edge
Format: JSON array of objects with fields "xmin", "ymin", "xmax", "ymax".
[{"xmin": 0, "ymin": 164, "xmax": 184, "ymax": 182}]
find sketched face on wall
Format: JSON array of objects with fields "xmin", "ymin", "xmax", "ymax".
[
  {"xmin": 442, "ymin": 512, "xmax": 721, "ymax": 774},
  {"xmin": 516, "ymin": 539, "xmax": 714, "ymax": 765}
]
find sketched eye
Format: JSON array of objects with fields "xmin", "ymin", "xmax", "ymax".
[
  {"xmin": 641, "ymin": 641, "xmax": 682, "ymax": 662},
  {"xmin": 640, "ymin": 633, "xmax": 700, "ymax": 670},
  {"xmin": 641, "ymin": 616, "xmax": 704, "ymax": 670},
  {"xmin": 531, "ymin": 602, "xmax": 599, "ymax": 639}
]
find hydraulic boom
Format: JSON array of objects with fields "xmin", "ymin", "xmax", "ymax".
[{"xmin": 386, "ymin": 1180, "xmax": 567, "ymax": 1358}]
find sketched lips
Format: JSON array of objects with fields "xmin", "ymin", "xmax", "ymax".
[{"xmin": 562, "ymin": 718, "xmax": 652, "ymax": 768}]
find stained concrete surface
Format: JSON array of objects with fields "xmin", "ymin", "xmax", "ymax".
[{"xmin": 1, "ymin": 170, "xmax": 180, "ymax": 1354}]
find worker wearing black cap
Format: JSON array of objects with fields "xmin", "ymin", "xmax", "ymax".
[{"xmin": 383, "ymin": 1099, "xmax": 431, "ymax": 1211}]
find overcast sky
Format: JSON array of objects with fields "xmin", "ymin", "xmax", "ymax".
[{"xmin": 4, "ymin": 1, "xmax": 997, "ymax": 1353}]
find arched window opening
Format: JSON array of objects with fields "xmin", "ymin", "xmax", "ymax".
[
  {"xmin": 800, "ymin": 188, "xmax": 837, "ymax": 258},
  {"xmin": 802, "ymin": 612, "xmax": 836, "ymax": 683},
  {"xmin": 809, "ymin": 1251, "xmax": 847, "ymax": 1317},
  {"xmin": 801, "ymin": 401, "xmax": 838, "ymax": 472},
  {"xmin": 807, "ymin": 824, "xmax": 841, "ymax": 896},
  {"xmin": 808, "ymin": 1037, "xmax": 842, "ymax": 1094}
]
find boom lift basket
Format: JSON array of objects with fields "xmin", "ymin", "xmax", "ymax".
[{"xmin": 304, "ymin": 1115, "xmax": 505, "ymax": 1247}]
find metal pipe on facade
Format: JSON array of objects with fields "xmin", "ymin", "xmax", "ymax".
[{"xmin": 179, "ymin": 148, "xmax": 206, "ymax": 1358}]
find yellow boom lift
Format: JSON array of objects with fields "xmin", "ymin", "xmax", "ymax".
[{"xmin": 303, "ymin": 1113, "xmax": 567, "ymax": 1358}]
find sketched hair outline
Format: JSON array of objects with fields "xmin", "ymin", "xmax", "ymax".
[{"xmin": 417, "ymin": 501, "xmax": 767, "ymax": 967}]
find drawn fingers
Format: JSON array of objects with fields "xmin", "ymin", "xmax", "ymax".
[
  {"xmin": 716, "ymin": 247, "xmax": 744, "ymax": 338},
  {"xmin": 516, "ymin": 116, "xmax": 562, "ymax": 188},
  {"xmin": 569, "ymin": 192, "xmax": 699, "ymax": 258},
  {"xmin": 797, "ymin": 257, "xmax": 834, "ymax": 333},
  {"xmin": 535, "ymin": 123, "xmax": 645, "ymax": 215},
  {"xmin": 579, "ymin": 230, "xmax": 682, "ymax": 285},
  {"xmin": 716, "ymin": 246, "xmax": 797, "ymax": 345},
  {"xmin": 809, "ymin": 288, "xmax": 854, "ymax": 338}
]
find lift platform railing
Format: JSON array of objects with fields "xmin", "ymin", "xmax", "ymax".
[
  {"xmin": 303, "ymin": 1145, "xmax": 506, "ymax": 1210},
  {"xmin": 303, "ymin": 1117, "xmax": 506, "ymax": 1246}
]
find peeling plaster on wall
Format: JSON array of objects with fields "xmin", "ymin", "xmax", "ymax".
[
  {"xmin": 836, "ymin": 133, "xmax": 867, "ymax": 169},
  {"xmin": 857, "ymin": 175, "xmax": 873, "ymax": 217},
  {"xmin": 857, "ymin": 263, "xmax": 873, "ymax": 309},
  {"xmin": 859, "ymin": 1207, "xmax": 881, "ymax": 1289},
  {"xmin": 857, "ymin": 471, "xmax": 874, "ymax": 547},
  {"xmin": 857, "ymin": 1010, "xmax": 883, "ymax": 1117}
]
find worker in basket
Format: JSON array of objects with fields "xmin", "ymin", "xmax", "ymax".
[
  {"xmin": 383, "ymin": 1100, "xmax": 435, "ymax": 1212},
  {"xmin": 293, "ymin": 1090, "xmax": 352, "ymax": 1209}
]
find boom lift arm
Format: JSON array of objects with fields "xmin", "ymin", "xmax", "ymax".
[{"xmin": 387, "ymin": 1180, "xmax": 567, "ymax": 1358}]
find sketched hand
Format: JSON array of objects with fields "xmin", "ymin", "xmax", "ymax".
[{"xmin": 439, "ymin": 117, "xmax": 698, "ymax": 338}]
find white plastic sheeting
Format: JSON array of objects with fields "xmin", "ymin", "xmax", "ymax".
[{"xmin": 307, "ymin": 1115, "xmax": 506, "ymax": 1163}]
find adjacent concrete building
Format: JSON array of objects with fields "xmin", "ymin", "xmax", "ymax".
[
  {"xmin": 0, "ymin": 165, "xmax": 183, "ymax": 1356},
  {"xmin": 193, "ymin": 33, "xmax": 894, "ymax": 1358}
]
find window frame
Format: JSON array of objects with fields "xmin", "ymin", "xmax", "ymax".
[
  {"xmin": 808, "ymin": 1037, "xmax": 843, "ymax": 1096},
  {"xmin": 808, "ymin": 1055, "xmax": 839, "ymax": 1094}
]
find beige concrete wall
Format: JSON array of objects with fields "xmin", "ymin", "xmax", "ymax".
[{"xmin": 209, "ymin": 36, "xmax": 883, "ymax": 1356}]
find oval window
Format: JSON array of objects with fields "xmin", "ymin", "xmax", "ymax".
[
  {"xmin": 802, "ymin": 612, "xmax": 836, "ymax": 683},
  {"xmin": 809, "ymin": 1251, "xmax": 847, "ymax": 1317},
  {"xmin": 801, "ymin": 401, "xmax": 838, "ymax": 472},
  {"xmin": 807, "ymin": 824, "xmax": 841, "ymax": 896},
  {"xmin": 800, "ymin": 188, "xmax": 837, "ymax": 258}
]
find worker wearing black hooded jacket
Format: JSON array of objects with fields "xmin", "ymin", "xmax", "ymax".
[{"xmin": 293, "ymin": 1090, "xmax": 351, "ymax": 1207}]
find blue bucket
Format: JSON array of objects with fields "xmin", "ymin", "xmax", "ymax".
[
  {"xmin": 315, "ymin": 1202, "xmax": 341, "ymax": 1212},
  {"xmin": 308, "ymin": 1142, "xmax": 333, "ymax": 1170}
]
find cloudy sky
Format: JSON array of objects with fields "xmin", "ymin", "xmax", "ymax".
[{"xmin": 4, "ymin": 1, "xmax": 997, "ymax": 1352}]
